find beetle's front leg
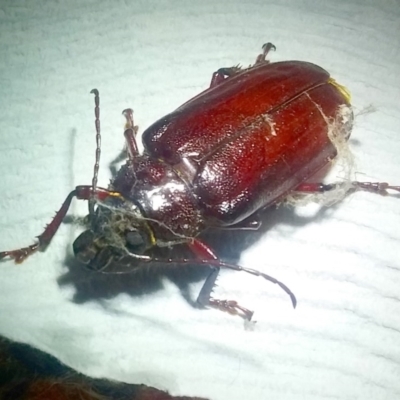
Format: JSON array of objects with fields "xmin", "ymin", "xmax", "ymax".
[
  {"xmin": 0, "ymin": 190, "xmax": 78, "ymax": 263},
  {"xmin": 188, "ymin": 239, "xmax": 254, "ymax": 320},
  {"xmin": 209, "ymin": 299, "xmax": 254, "ymax": 320},
  {"xmin": 195, "ymin": 266, "xmax": 254, "ymax": 320},
  {"xmin": 0, "ymin": 186, "xmax": 124, "ymax": 264},
  {"xmin": 122, "ymin": 108, "xmax": 139, "ymax": 159},
  {"xmin": 109, "ymin": 109, "xmax": 140, "ymax": 176}
]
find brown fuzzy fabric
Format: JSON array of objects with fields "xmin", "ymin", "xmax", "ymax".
[{"xmin": 0, "ymin": 337, "xmax": 208, "ymax": 400}]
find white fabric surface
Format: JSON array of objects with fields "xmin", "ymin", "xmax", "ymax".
[{"xmin": 0, "ymin": 1, "xmax": 400, "ymax": 399}]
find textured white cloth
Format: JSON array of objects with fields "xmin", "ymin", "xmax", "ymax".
[{"xmin": 0, "ymin": 1, "xmax": 399, "ymax": 399}]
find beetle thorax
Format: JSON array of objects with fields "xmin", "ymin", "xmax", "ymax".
[{"xmin": 111, "ymin": 155, "xmax": 205, "ymax": 247}]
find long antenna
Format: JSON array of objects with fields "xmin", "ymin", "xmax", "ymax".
[{"xmin": 89, "ymin": 89, "xmax": 101, "ymax": 219}]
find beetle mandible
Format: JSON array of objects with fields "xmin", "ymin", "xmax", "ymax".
[{"xmin": 1, "ymin": 43, "xmax": 399, "ymax": 320}]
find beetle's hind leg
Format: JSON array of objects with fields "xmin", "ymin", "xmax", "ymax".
[
  {"xmin": 255, "ymin": 42, "xmax": 276, "ymax": 64},
  {"xmin": 209, "ymin": 66, "xmax": 242, "ymax": 88},
  {"xmin": 209, "ymin": 42, "xmax": 276, "ymax": 88},
  {"xmin": 295, "ymin": 181, "xmax": 400, "ymax": 197}
]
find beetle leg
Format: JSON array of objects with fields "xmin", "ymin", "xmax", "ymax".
[
  {"xmin": 109, "ymin": 109, "xmax": 140, "ymax": 175},
  {"xmin": 0, "ymin": 186, "xmax": 124, "ymax": 264},
  {"xmin": 255, "ymin": 42, "xmax": 276, "ymax": 65},
  {"xmin": 189, "ymin": 238, "xmax": 253, "ymax": 318},
  {"xmin": 209, "ymin": 66, "xmax": 241, "ymax": 88},
  {"xmin": 195, "ymin": 268, "xmax": 254, "ymax": 319},
  {"xmin": 122, "ymin": 108, "xmax": 139, "ymax": 159},
  {"xmin": 209, "ymin": 42, "xmax": 276, "ymax": 88},
  {"xmin": 188, "ymin": 239, "xmax": 259, "ymax": 320},
  {"xmin": 198, "ymin": 269, "xmax": 255, "ymax": 320},
  {"xmin": 208, "ymin": 299, "xmax": 254, "ymax": 320},
  {"xmin": 196, "ymin": 266, "xmax": 220, "ymax": 306},
  {"xmin": 296, "ymin": 181, "xmax": 400, "ymax": 196}
]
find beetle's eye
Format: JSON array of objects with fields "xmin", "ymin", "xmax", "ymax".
[
  {"xmin": 126, "ymin": 230, "xmax": 146, "ymax": 253},
  {"xmin": 73, "ymin": 230, "xmax": 97, "ymax": 265}
]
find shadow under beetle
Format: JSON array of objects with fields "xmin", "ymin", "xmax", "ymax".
[{"xmin": 1, "ymin": 43, "xmax": 399, "ymax": 320}]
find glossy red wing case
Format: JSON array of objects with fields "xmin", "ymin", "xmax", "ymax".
[{"xmin": 142, "ymin": 61, "xmax": 351, "ymax": 226}]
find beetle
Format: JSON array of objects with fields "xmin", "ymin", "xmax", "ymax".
[{"xmin": 1, "ymin": 43, "xmax": 399, "ymax": 320}]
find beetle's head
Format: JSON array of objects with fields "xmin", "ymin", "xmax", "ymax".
[{"xmin": 72, "ymin": 198, "xmax": 154, "ymax": 272}]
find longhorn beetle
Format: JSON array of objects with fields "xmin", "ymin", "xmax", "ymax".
[{"xmin": 1, "ymin": 43, "xmax": 399, "ymax": 320}]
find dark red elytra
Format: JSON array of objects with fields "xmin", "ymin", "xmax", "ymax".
[{"xmin": 1, "ymin": 43, "xmax": 399, "ymax": 320}]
